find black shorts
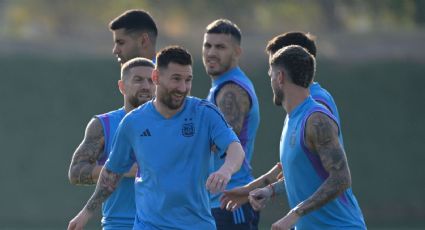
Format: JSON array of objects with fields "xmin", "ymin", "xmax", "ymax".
[{"xmin": 212, "ymin": 203, "xmax": 260, "ymax": 230}]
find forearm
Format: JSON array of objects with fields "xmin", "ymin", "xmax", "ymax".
[
  {"xmin": 292, "ymin": 173, "xmax": 350, "ymax": 216},
  {"xmin": 248, "ymin": 163, "xmax": 282, "ymax": 190},
  {"xmin": 220, "ymin": 142, "xmax": 245, "ymax": 175},
  {"xmin": 83, "ymin": 168, "xmax": 122, "ymax": 213}
]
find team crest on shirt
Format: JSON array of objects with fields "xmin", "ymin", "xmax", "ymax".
[{"xmin": 182, "ymin": 118, "xmax": 195, "ymax": 137}]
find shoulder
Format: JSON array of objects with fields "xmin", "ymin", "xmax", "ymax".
[
  {"xmin": 193, "ymin": 97, "xmax": 220, "ymax": 113},
  {"xmin": 216, "ymin": 82, "xmax": 251, "ymax": 110},
  {"xmin": 217, "ymin": 82, "xmax": 249, "ymax": 99},
  {"xmin": 96, "ymin": 107, "xmax": 124, "ymax": 118},
  {"xmin": 307, "ymin": 111, "xmax": 338, "ymax": 126},
  {"xmin": 305, "ymin": 111, "xmax": 339, "ymax": 144},
  {"xmin": 85, "ymin": 117, "xmax": 104, "ymax": 139}
]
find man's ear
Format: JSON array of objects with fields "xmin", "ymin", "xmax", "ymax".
[
  {"xmin": 152, "ymin": 69, "xmax": 159, "ymax": 85},
  {"xmin": 234, "ymin": 45, "xmax": 242, "ymax": 59},
  {"xmin": 118, "ymin": 79, "xmax": 125, "ymax": 95},
  {"xmin": 139, "ymin": 32, "xmax": 150, "ymax": 47},
  {"xmin": 278, "ymin": 70, "xmax": 285, "ymax": 85}
]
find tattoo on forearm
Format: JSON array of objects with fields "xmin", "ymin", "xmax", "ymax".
[
  {"xmin": 85, "ymin": 168, "xmax": 121, "ymax": 212},
  {"xmin": 299, "ymin": 113, "xmax": 351, "ymax": 216}
]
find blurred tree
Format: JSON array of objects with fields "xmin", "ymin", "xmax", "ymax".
[
  {"xmin": 414, "ymin": 0, "xmax": 425, "ymax": 25},
  {"xmin": 318, "ymin": 0, "xmax": 344, "ymax": 31}
]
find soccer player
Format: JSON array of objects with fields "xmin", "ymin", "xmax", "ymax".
[
  {"xmin": 68, "ymin": 9, "xmax": 158, "ymax": 230},
  {"xmin": 221, "ymin": 32, "xmax": 346, "ymax": 211},
  {"xmin": 68, "ymin": 58, "xmax": 155, "ymax": 229},
  {"xmin": 249, "ymin": 45, "xmax": 366, "ymax": 229},
  {"xmin": 110, "ymin": 10, "xmax": 158, "ymax": 64},
  {"xmin": 67, "ymin": 46, "xmax": 246, "ymax": 230},
  {"xmin": 202, "ymin": 19, "xmax": 260, "ymax": 230}
]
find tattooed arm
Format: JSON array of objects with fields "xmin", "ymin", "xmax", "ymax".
[
  {"xmin": 270, "ymin": 112, "xmax": 351, "ymax": 229},
  {"xmin": 68, "ymin": 118, "xmax": 105, "ymax": 185},
  {"xmin": 67, "ymin": 168, "xmax": 122, "ymax": 230},
  {"xmin": 215, "ymin": 83, "xmax": 251, "ymax": 135},
  {"xmin": 293, "ymin": 112, "xmax": 351, "ymax": 216}
]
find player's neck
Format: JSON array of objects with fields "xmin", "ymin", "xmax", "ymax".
[
  {"xmin": 142, "ymin": 47, "xmax": 156, "ymax": 62},
  {"xmin": 124, "ymin": 101, "xmax": 135, "ymax": 114},
  {"xmin": 209, "ymin": 64, "xmax": 239, "ymax": 81},
  {"xmin": 283, "ymin": 87, "xmax": 309, "ymax": 114}
]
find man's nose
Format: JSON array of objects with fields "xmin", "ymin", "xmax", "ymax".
[{"xmin": 112, "ymin": 44, "xmax": 119, "ymax": 54}]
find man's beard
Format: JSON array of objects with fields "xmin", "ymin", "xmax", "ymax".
[
  {"xmin": 128, "ymin": 93, "xmax": 152, "ymax": 108},
  {"xmin": 273, "ymin": 89, "xmax": 284, "ymax": 106},
  {"xmin": 205, "ymin": 58, "xmax": 232, "ymax": 77},
  {"xmin": 159, "ymin": 89, "xmax": 188, "ymax": 110}
]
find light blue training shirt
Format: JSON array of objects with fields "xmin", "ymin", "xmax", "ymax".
[{"xmin": 105, "ymin": 97, "xmax": 239, "ymax": 230}]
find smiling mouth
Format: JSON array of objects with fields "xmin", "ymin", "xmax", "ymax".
[
  {"xmin": 172, "ymin": 93, "xmax": 186, "ymax": 100},
  {"xmin": 138, "ymin": 93, "xmax": 152, "ymax": 99},
  {"xmin": 207, "ymin": 59, "xmax": 219, "ymax": 64}
]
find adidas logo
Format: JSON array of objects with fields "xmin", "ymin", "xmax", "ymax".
[{"xmin": 140, "ymin": 129, "xmax": 151, "ymax": 137}]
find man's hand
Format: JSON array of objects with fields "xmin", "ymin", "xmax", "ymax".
[
  {"xmin": 220, "ymin": 185, "xmax": 251, "ymax": 211},
  {"xmin": 207, "ymin": 142, "xmax": 245, "ymax": 193},
  {"xmin": 271, "ymin": 209, "xmax": 300, "ymax": 230},
  {"xmin": 206, "ymin": 167, "xmax": 232, "ymax": 194},
  {"xmin": 275, "ymin": 162, "xmax": 283, "ymax": 180},
  {"xmin": 67, "ymin": 209, "xmax": 93, "ymax": 230},
  {"xmin": 248, "ymin": 186, "xmax": 273, "ymax": 211}
]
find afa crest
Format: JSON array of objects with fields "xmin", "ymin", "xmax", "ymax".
[{"xmin": 182, "ymin": 119, "xmax": 195, "ymax": 137}]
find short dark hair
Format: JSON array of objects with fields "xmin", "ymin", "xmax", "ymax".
[
  {"xmin": 266, "ymin": 32, "xmax": 316, "ymax": 57},
  {"xmin": 109, "ymin": 9, "xmax": 158, "ymax": 40},
  {"xmin": 205, "ymin": 19, "xmax": 242, "ymax": 45},
  {"xmin": 156, "ymin": 46, "xmax": 192, "ymax": 69},
  {"xmin": 121, "ymin": 57, "xmax": 154, "ymax": 80},
  {"xmin": 270, "ymin": 45, "xmax": 316, "ymax": 88}
]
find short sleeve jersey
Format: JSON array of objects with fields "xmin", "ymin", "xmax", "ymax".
[{"xmin": 105, "ymin": 97, "xmax": 239, "ymax": 230}]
